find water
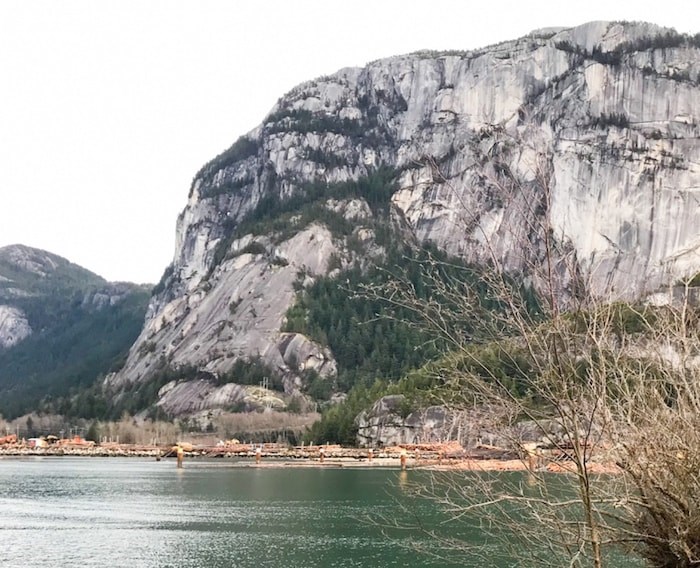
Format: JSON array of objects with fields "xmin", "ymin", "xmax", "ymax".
[
  {"xmin": 0, "ymin": 458, "xmax": 451, "ymax": 568},
  {"xmin": 0, "ymin": 457, "xmax": 640, "ymax": 567}
]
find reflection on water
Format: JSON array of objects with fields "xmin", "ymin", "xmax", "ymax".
[{"xmin": 397, "ymin": 469, "xmax": 409, "ymax": 490}]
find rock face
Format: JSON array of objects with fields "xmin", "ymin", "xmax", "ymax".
[
  {"xmin": 354, "ymin": 395, "xmax": 600, "ymax": 449},
  {"xmin": 107, "ymin": 225, "xmax": 339, "ymax": 407},
  {"xmin": 111, "ymin": 21, "xmax": 700, "ymax": 414},
  {"xmin": 354, "ymin": 395, "xmax": 510, "ymax": 448},
  {"xmin": 0, "ymin": 306, "xmax": 31, "ymax": 349},
  {"xmin": 355, "ymin": 395, "xmax": 460, "ymax": 447},
  {"xmin": 0, "ymin": 245, "xmax": 62, "ymax": 278},
  {"xmin": 155, "ymin": 380, "xmax": 247, "ymax": 416}
]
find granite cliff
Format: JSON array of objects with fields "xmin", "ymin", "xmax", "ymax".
[{"xmin": 108, "ymin": 21, "xmax": 700, "ymax": 418}]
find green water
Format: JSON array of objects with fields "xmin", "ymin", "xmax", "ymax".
[{"xmin": 0, "ymin": 457, "xmax": 640, "ymax": 567}]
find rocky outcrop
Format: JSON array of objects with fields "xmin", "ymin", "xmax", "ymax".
[
  {"xmin": 154, "ymin": 378, "xmax": 289, "ymax": 416},
  {"xmin": 155, "ymin": 380, "xmax": 247, "ymax": 416},
  {"xmin": 0, "ymin": 306, "xmax": 31, "ymax": 349},
  {"xmin": 277, "ymin": 332, "xmax": 336, "ymax": 376},
  {"xmin": 0, "ymin": 245, "xmax": 61, "ymax": 278},
  {"xmin": 355, "ymin": 396, "xmax": 514, "ymax": 448},
  {"xmin": 83, "ymin": 282, "xmax": 140, "ymax": 310},
  {"xmin": 355, "ymin": 395, "xmax": 461, "ymax": 447},
  {"xmin": 112, "ymin": 21, "xmax": 700, "ymax": 414},
  {"xmin": 355, "ymin": 395, "xmax": 602, "ymax": 449},
  {"xmin": 0, "ymin": 244, "xmax": 101, "ymax": 285}
]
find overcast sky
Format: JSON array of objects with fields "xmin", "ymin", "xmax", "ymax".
[{"xmin": 0, "ymin": 1, "xmax": 695, "ymax": 283}]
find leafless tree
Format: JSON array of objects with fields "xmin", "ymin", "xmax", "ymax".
[
  {"xmin": 365, "ymin": 138, "xmax": 700, "ymax": 566},
  {"xmin": 602, "ymin": 283, "xmax": 700, "ymax": 567}
]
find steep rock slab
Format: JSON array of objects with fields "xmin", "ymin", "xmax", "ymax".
[{"xmin": 109, "ymin": 224, "xmax": 338, "ymax": 392}]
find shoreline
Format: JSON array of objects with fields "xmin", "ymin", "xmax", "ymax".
[{"xmin": 0, "ymin": 444, "xmax": 619, "ymax": 474}]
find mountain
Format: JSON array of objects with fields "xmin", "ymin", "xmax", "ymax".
[
  {"xmin": 106, "ymin": 21, "xmax": 700, "ymax": 419},
  {"xmin": 0, "ymin": 244, "xmax": 150, "ymax": 418}
]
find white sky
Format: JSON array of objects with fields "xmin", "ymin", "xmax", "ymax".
[{"xmin": 0, "ymin": 0, "xmax": 696, "ymax": 283}]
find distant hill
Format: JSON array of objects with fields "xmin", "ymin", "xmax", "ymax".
[{"xmin": 0, "ymin": 244, "xmax": 150, "ymax": 418}]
